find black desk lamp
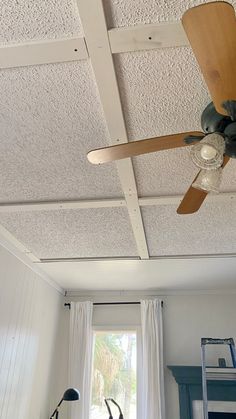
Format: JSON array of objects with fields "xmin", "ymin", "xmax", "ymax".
[{"xmin": 50, "ymin": 388, "xmax": 80, "ymax": 419}]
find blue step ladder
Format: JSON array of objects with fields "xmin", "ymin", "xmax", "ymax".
[{"xmin": 201, "ymin": 337, "xmax": 236, "ymax": 419}]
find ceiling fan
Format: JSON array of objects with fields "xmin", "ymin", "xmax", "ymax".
[{"xmin": 87, "ymin": 1, "xmax": 236, "ymax": 215}]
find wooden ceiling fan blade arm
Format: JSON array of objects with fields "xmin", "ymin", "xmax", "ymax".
[
  {"xmin": 182, "ymin": 2, "xmax": 236, "ymax": 116},
  {"xmin": 87, "ymin": 131, "xmax": 204, "ymax": 164},
  {"xmin": 177, "ymin": 155, "xmax": 230, "ymax": 215},
  {"xmin": 177, "ymin": 184, "xmax": 208, "ymax": 215}
]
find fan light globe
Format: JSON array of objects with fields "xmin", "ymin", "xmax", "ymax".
[
  {"xmin": 192, "ymin": 168, "xmax": 222, "ymax": 193},
  {"xmin": 200, "ymin": 144, "xmax": 217, "ymax": 160},
  {"xmin": 190, "ymin": 133, "xmax": 225, "ymax": 170}
]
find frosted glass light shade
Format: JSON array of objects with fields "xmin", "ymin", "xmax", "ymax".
[
  {"xmin": 192, "ymin": 168, "xmax": 222, "ymax": 193},
  {"xmin": 190, "ymin": 133, "xmax": 225, "ymax": 170}
]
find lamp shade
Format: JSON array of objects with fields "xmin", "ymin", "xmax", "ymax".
[
  {"xmin": 190, "ymin": 133, "xmax": 225, "ymax": 170},
  {"xmin": 192, "ymin": 168, "xmax": 222, "ymax": 193},
  {"xmin": 63, "ymin": 388, "xmax": 80, "ymax": 401}
]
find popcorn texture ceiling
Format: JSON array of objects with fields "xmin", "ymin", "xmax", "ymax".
[
  {"xmin": 1, "ymin": 0, "xmax": 236, "ymax": 290},
  {"xmin": 0, "ymin": 61, "xmax": 122, "ymax": 202},
  {"xmin": 0, "ymin": 208, "xmax": 138, "ymax": 259},
  {"xmin": 141, "ymin": 201, "xmax": 236, "ymax": 257},
  {"xmin": 105, "ymin": 0, "xmax": 236, "ymax": 28},
  {"xmin": 0, "ymin": 0, "xmax": 82, "ymax": 44},
  {"xmin": 115, "ymin": 47, "xmax": 210, "ymax": 140}
]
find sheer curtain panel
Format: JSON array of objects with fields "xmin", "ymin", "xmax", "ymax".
[
  {"xmin": 69, "ymin": 301, "xmax": 93, "ymax": 419},
  {"xmin": 140, "ymin": 299, "xmax": 165, "ymax": 419}
]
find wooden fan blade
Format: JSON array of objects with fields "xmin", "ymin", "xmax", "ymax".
[
  {"xmin": 177, "ymin": 155, "xmax": 230, "ymax": 215},
  {"xmin": 87, "ymin": 131, "xmax": 203, "ymax": 164},
  {"xmin": 176, "ymin": 180, "xmax": 208, "ymax": 215},
  {"xmin": 182, "ymin": 2, "xmax": 236, "ymax": 116}
]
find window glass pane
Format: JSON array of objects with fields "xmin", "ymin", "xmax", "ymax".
[{"xmin": 91, "ymin": 331, "xmax": 137, "ymax": 419}]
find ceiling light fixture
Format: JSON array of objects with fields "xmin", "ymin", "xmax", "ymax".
[
  {"xmin": 190, "ymin": 133, "xmax": 225, "ymax": 170},
  {"xmin": 192, "ymin": 167, "xmax": 222, "ymax": 193}
]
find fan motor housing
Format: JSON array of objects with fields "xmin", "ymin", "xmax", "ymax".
[
  {"xmin": 201, "ymin": 102, "xmax": 231, "ymax": 134},
  {"xmin": 224, "ymin": 123, "xmax": 236, "ymax": 158},
  {"xmin": 201, "ymin": 102, "xmax": 236, "ymax": 158}
]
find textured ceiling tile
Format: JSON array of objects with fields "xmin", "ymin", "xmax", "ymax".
[
  {"xmin": 0, "ymin": 0, "xmax": 82, "ymax": 44},
  {"xmin": 0, "ymin": 61, "xmax": 122, "ymax": 202},
  {"xmin": 104, "ymin": 0, "xmax": 236, "ymax": 28},
  {"xmin": 114, "ymin": 47, "xmax": 214, "ymax": 195},
  {"xmin": 141, "ymin": 201, "xmax": 236, "ymax": 257},
  {"xmin": 0, "ymin": 208, "xmax": 138, "ymax": 259},
  {"xmin": 115, "ymin": 47, "xmax": 210, "ymax": 140}
]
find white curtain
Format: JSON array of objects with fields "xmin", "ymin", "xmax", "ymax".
[
  {"xmin": 139, "ymin": 299, "xmax": 165, "ymax": 419},
  {"xmin": 68, "ymin": 301, "xmax": 93, "ymax": 419}
]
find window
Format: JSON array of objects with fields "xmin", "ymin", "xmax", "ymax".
[{"xmin": 91, "ymin": 330, "xmax": 137, "ymax": 419}]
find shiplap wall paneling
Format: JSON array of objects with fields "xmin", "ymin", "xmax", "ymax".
[{"xmin": 0, "ymin": 245, "xmax": 62, "ymax": 419}]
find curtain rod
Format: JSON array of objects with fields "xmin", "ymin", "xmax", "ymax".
[{"xmin": 64, "ymin": 301, "xmax": 163, "ymax": 308}]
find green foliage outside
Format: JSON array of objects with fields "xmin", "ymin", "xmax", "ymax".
[{"xmin": 92, "ymin": 332, "xmax": 136, "ymax": 417}]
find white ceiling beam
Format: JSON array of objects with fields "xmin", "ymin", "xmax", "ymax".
[
  {"xmin": 108, "ymin": 22, "xmax": 189, "ymax": 54},
  {"xmin": 0, "ymin": 198, "xmax": 125, "ymax": 212},
  {"xmin": 139, "ymin": 192, "xmax": 236, "ymax": 207},
  {"xmin": 0, "ymin": 37, "xmax": 88, "ymax": 69},
  {"xmin": 139, "ymin": 196, "xmax": 182, "ymax": 206},
  {"xmin": 39, "ymin": 256, "xmax": 139, "ymax": 263},
  {"xmin": 0, "ymin": 191, "xmax": 236, "ymax": 212},
  {"xmin": 76, "ymin": 0, "xmax": 149, "ymax": 259},
  {"xmin": 38, "ymin": 252, "xmax": 236, "ymax": 263},
  {"xmin": 0, "ymin": 21, "xmax": 189, "ymax": 70}
]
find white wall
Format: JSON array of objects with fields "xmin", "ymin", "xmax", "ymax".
[
  {"xmin": 58, "ymin": 292, "xmax": 236, "ymax": 419},
  {"xmin": 0, "ymin": 244, "xmax": 63, "ymax": 419}
]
